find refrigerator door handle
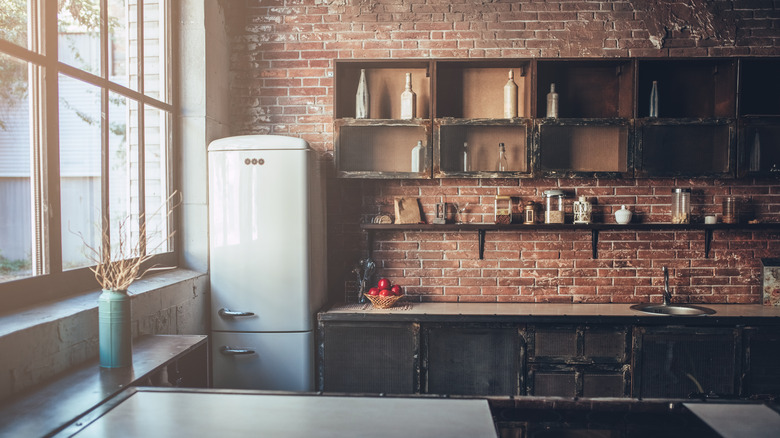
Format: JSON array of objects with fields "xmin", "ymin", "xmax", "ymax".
[
  {"xmin": 219, "ymin": 346, "xmax": 256, "ymax": 355},
  {"xmin": 218, "ymin": 308, "xmax": 256, "ymax": 318}
]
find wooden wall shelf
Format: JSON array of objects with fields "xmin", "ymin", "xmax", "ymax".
[{"xmin": 361, "ymin": 223, "xmax": 780, "ymax": 260}]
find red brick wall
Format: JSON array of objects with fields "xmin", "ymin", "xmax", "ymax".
[{"xmin": 225, "ymin": 0, "xmax": 780, "ymax": 305}]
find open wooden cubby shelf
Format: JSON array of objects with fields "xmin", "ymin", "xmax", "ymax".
[{"xmin": 334, "ymin": 57, "xmax": 780, "ymax": 179}]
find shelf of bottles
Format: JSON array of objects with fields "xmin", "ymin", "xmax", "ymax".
[
  {"xmin": 635, "ymin": 59, "xmax": 737, "ymax": 178},
  {"xmin": 738, "ymin": 58, "xmax": 780, "ymax": 178},
  {"xmin": 334, "ymin": 60, "xmax": 433, "ymax": 178}
]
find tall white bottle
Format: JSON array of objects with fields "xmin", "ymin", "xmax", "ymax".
[
  {"xmin": 546, "ymin": 83, "xmax": 558, "ymax": 118},
  {"xmin": 504, "ymin": 69, "xmax": 518, "ymax": 118},
  {"xmin": 411, "ymin": 140, "xmax": 424, "ymax": 172},
  {"xmin": 356, "ymin": 69, "xmax": 369, "ymax": 119},
  {"xmin": 400, "ymin": 72, "xmax": 417, "ymax": 119}
]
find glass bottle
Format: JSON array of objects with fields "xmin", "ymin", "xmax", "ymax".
[
  {"xmin": 495, "ymin": 142, "xmax": 508, "ymax": 172},
  {"xmin": 544, "ymin": 190, "xmax": 565, "ymax": 224},
  {"xmin": 649, "ymin": 80, "xmax": 659, "ymax": 118},
  {"xmin": 671, "ymin": 187, "xmax": 691, "ymax": 224},
  {"xmin": 546, "ymin": 83, "xmax": 558, "ymax": 118},
  {"xmin": 462, "ymin": 141, "xmax": 470, "ymax": 172},
  {"xmin": 411, "ymin": 140, "xmax": 423, "ymax": 172},
  {"xmin": 356, "ymin": 68, "xmax": 369, "ymax": 119},
  {"xmin": 504, "ymin": 69, "xmax": 518, "ymax": 118},
  {"xmin": 400, "ymin": 72, "xmax": 416, "ymax": 119}
]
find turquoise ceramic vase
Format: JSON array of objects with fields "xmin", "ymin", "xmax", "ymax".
[{"xmin": 98, "ymin": 289, "xmax": 132, "ymax": 368}]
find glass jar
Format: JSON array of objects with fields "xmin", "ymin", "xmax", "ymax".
[
  {"xmin": 493, "ymin": 196, "xmax": 512, "ymax": 224},
  {"xmin": 671, "ymin": 188, "xmax": 691, "ymax": 224},
  {"xmin": 523, "ymin": 201, "xmax": 536, "ymax": 225},
  {"xmin": 494, "ymin": 196, "xmax": 512, "ymax": 224},
  {"xmin": 544, "ymin": 190, "xmax": 565, "ymax": 224}
]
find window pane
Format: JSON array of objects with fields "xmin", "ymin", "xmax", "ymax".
[
  {"xmin": 0, "ymin": 0, "xmax": 30, "ymax": 49},
  {"xmin": 0, "ymin": 53, "xmax": 33, "ymax": 282},
  {"xmin": 108, "ymin": 92, "xmax": 139, "ymax": 260},
  {"xmin": 58, "ymin": 0, "xmax": 101, "ymax": 75},
  {"xmin": 143, "ymin": 0, "xmax": 166, "ymax": 101},
  {"xmin": 108, "ymin": 0, "xmax": 131, "ymax": 87},
  {"xmin": 143, "ymin": 106, "xmax": 170, "ymax": 254},
  {"xmin": 59, "ymin": 74, "xmax": 101, "ymax": 270}
]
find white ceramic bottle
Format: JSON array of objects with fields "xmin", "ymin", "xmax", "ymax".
[
  {"xmin": 546, "ymin": 83, "xmax": 558, "ymax": 118},
  {"xmin": 504, "ymin": 69, "xmax": 518, "ymax": 118},
  {"xmin": 411, "ymin": 140, "xmax": 423, "ymax": 172},
  {"xmin": 356, "ymin": 69, "xmax": 369, "ymax": 119},
  {"xmin": 615, "ymin": 205, "xmax": 632, "ymax": 224},
  {"xmin": 400, "ymin": 72, "xmax": 416, "ymax": 119}
]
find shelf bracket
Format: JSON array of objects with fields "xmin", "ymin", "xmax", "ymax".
[
  {"xmin": 478, "ymin": 229, "xmax": 486, "ymax": 260},
  {"xmin": 591, "ymin": 229, "xmax": 599, "ymax": 259},
  {"xmin": 704, "ymin": 228, "xmax": 713, "ymax": 258}
]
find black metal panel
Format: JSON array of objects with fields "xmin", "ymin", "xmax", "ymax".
[
  {"xmin": 742, "ymin": 326, "xmax": 780, "ymax": 397},
  {"xmin": 533, "ymin": 329, "xmax": 578, "ymax": 359},
  {"xmin": 319, "ymin": 322, "xmax": 418, "ymax": 394},
  {"xmin": 633, "ymin": 327, "xmax": 740, "ymax": 399},
  {"xmin": 424, "ymin": 324, "xmax": 522, "ymax": 396},
  {"xmin": 583, "ymin": 329, "xmax": 629, "ymax": 363},
  {"xmin": 526, "ymin": 325, "xmax": 629, "ymax": 364},
  {"xmin": 529, "ymin": 369, "xmax": 577, "ymax": 397},
  {"xmin": 582, "ymin": 372, "xmax": 627, "ymax": 398}
]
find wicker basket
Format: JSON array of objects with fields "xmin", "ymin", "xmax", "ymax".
[{"xmin": 364, "ymin": 293, "xmax": 403, "ymax": 309}]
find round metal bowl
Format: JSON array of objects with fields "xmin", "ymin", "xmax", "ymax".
[{"xmin": 630, "ymin": 303, "xmax": 716, "ymax": 316}]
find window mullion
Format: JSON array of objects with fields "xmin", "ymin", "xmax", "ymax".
[
  {"xmin": 42, "ymin": 0, "xmax": 62, "ymax": 276},
  {"xmin": 137, "ymin": 0, "xmax": 146, "ymax": 256},
  {"xmin": 100, "ymin": 0, "xmax": 110, "ymax": 259}
]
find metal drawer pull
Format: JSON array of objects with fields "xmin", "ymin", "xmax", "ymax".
[
  {"xmin": 219, "ymin": 346, "xmax": 256, "ymax": 355},
  {"xmin": 218, "ymin": 308, "xmax": 255, "ymax": 317}
]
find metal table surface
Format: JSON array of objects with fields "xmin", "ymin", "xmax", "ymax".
[
  {"xmin": 56, "ymin": 388, "xmax": 499, "ymax": 438},
  {"xmin": 684, "ymin": 402, "xmax": 780, "ymax": 438}
]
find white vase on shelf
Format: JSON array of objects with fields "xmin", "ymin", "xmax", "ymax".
[{"xmin": 615, "ymin": 205, "xmax": 632, "ymax": 225}]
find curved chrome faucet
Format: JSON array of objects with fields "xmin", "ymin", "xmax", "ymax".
[{"xmin": 662, "ymin": 266, "xmax": 672, "ymax": 306}]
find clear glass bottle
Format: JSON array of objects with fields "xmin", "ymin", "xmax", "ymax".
[
  {"xmin": 649, "ymin": 80, "xmax": 659, "ymax": 118},
  {"xmin": 411, "ymin": 140, "xmax": 423, "ymax": 172},
  {"xmin": 462, "ymin": 141, "xmax": 469, "ymax": 172},
  {"xmin": 356, "ymin": 68, "xmax": 369, "ymax": 119},
  {"xmin": 671, "ymin": 187, "xmax": 691, "ymax": 224},
  {"xmin": 546, "ymin": 83, "xmax": 558, "ymax": 118},
  {"xmin": 504, "ymin": 69, "xmax": 518, "ymax": 118},
  {"xmin": 544, "ymin": 190, "xmax": 565, "ymax": 224},
  {"xmin": 400, "ymin": 72, "xmax": 416, "ymax": 119},
  {"xmin": 495, "ymin": 142, "xmax": 508, "ymax": 171}
]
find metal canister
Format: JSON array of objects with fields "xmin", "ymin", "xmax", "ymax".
[{"xmin": 723, "ymin": 196, "xmax": 738, "ymax": 224}]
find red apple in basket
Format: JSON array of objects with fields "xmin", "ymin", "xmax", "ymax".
[
  {"xmin": 379, "ymin": 289, "xmax": 393, "ymax": 297},
  {"xmin": 391, "ymin": 285, "xmax": 403, "ymax": 296},
  {"xmin": 367, "ymin": 287, "xmax": 380, "ymax": 296},
  {"xmin": 377, "ymin": 278, "xmax": 391, "ymax": 290}
]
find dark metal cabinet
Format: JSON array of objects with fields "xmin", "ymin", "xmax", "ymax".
[
  {"xmin": 317, "ymin": 322, "xmax": 419, "ymax": 394},
  {"xmin": 422, "ymin": 324, "xmax": 523, "ymax": 396},
  {"xmin": 741, "ymin": 326, "xmax": 780, "ymax": 397},
  {"xmin": 632, "ymin": 326, "xmax": 741, "ymax": 398},
  {"xmin": 524, "ymin": 325, "xmax": 631, "ymax": 398}
]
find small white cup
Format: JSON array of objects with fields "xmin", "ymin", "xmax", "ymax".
[{"xmin": 704, "ymin": 215, "xmax": 717, "ymax": 224}]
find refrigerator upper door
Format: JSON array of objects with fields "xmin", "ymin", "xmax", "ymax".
[
  {"xmin": 212, "ymin": 331, "xmax": 314, "ymax": 391},
  {"xmin": 209, "ymin": 148, "xmax": 315, "ymax": 332}
]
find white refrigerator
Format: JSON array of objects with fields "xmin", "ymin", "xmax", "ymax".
[{"xmin": 208, "ymin": 135, "xmax": 327, "ymax": 390}]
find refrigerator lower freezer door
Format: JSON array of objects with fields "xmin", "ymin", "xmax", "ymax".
[{"xmin": 212, "ymin": 331, "xmax": 313, "ymax": 391}]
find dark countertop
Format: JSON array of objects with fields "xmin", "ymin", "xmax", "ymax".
[{"xmin": 319, "ymin": 302, "xmax": 780, "ymax": 325}]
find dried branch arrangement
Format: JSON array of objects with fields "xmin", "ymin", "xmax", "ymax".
[{"xmin": 75, "ymin": 191, "xmax": 181, "ymax": 291}]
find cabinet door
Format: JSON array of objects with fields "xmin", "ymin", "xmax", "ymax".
[
  {"xmin": 526, "ymin": 325, "xmax": 630, "ymax": 364},
  {"xmin": 633, "ymin": 327, "xmax": 741, "ymax": 398},
  {"xmin": 423, "ymin": 324, "xmax": 523, "ymax": 396},
  {"xmin": 318, "ymin": 322, "xmax": 419, "ymax": 394},
  {"xmin": 742, "ymin": 326, "xmax": 780, "ymax": 397},
  {"xmin": 527, "ymin": 364, "xmax": 630, "ymax": 398}
]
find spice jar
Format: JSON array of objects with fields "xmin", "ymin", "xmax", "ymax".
[
  {"xmin": 494, "ymin": 196, "xmax": 512, "ymax": 224},
  {"xmin": 671, "ymin": 188, "xmax": 691, "ymax": 224},
  {"xmin": 722, "ymin": 196, "xmax": 738, "ymax": 224},
  {"xmin": 523, "ymin": 201, "xmax": 536, "ymax": 225},
  {"xmin": 544, "ymin": 190, "xmax": 565, "ymax": 224},
  {"xmin": 573, "ymin": 195, "xmax": 592, "ymax": 224}
]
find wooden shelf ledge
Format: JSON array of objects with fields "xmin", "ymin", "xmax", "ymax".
[{"xmin": 361, "ymin": 222, "xmax": 780, "ymax": 260}]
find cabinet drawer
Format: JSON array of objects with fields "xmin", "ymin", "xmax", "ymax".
[
  {"xmin": 526, "ymin": 325, "xmax": 629, "ymax": 363},
  {"xmin": 527, "ymin": 364, "xmax": 630, "ymax": 398}
]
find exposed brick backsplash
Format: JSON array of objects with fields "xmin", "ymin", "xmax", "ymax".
[{"xmin": 225, "ymin": 0, "xmax": 780, "ymax": 304}]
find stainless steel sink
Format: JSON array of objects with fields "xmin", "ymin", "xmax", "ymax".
[{"xmin": 630, "ymin": 303, "xmax": 716, "ymax": 316}]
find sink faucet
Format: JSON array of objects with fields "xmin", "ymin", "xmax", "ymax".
[{"xmin": 662, "ymin": 266, "xmax": 672, "ymax": 306}]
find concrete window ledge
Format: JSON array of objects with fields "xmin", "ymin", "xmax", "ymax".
[{"xmin": 0, "ymin": 269, "xmax": 209, "ymax": 403}]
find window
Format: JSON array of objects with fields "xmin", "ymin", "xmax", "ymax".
[{"xmin": 0, "ymin": 0, "xmax": 176, "ymax": 307}]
